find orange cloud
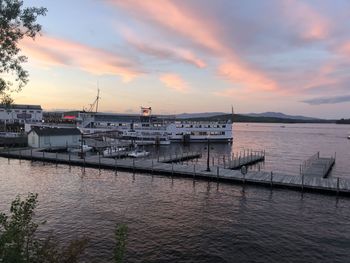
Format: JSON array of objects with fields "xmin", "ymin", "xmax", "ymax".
[
  {"xmin": 160, "ymin": 73, "xmax": 190, "ymax": 93},
  {"xmin": 20, "ymin": 35, "xmax": 144, "ymax": 82}
]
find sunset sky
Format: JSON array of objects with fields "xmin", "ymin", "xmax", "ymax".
[{"xmin": 14, "ymin": 0, "xmax": 350, "ymax": 118}]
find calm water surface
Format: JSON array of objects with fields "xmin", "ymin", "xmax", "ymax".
[{"xmin": 1, "ymin": 123, "xmax": 350, "ymax": 262}]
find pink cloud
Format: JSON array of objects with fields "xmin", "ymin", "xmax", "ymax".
[
  {"xmin": 160, "ymin": 73, "xmax": 190, "ymax": 93},
  {"xmin": 107, "ymin": 0, "xmax": 280, "ymax": 93},
  {"xmin": 282, "ymin": 0, "xmax": 330, "ymax": 41},
  {"xmin": 125, "ymin": 34, "xmax": 206, "ymax": 68},
  {"xmin": 20, "ymin": 35, "xmax": 144, "ymax": 82},
  {"xmin": 337, "ymin": 42, "xmax": 350, "ymax": 55},
  {"xmin": 218, "ymin": 63, "xmax": 279, "ymax": 92}
]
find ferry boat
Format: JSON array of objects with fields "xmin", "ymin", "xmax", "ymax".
[{"xmin": 67, "ymin": 107, "xmax": 233, "ymax": 143}]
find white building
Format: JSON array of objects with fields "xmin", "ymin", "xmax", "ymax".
[
  {"xmin": 28, "ymin": 127, "xmax": 81, "ymax": 148},
  {"xmin": 0, "ymin": 104, "xmax": 43, "ymax": 124}
]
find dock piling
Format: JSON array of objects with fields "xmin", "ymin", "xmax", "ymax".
[
  {"xmin": 337, "ymin": 177, "xmax": 340, "ymax": 195},
  {"xmin": 301, "ymin": 174, "xmax": 304, "ymax": 191},
  {"xmin": 270, "ymin": 172, "xmax": 273, "ymax": 187},
  {"xmin": 115, "ymin": 158, "xmax": 118, "ymax": 175}
]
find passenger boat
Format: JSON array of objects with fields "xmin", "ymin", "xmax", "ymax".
[{"xmin": 73, "ymin": 107, "xmax": 233, "ymax": 143}]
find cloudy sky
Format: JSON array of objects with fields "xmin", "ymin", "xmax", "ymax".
[{"xmin": 14, "ymin": 0, "xmax": 350, "ymax": 118}]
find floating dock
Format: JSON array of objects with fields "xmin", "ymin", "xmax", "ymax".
[
  {"xmin": 226, "ymin": 150, "xmax": 265, "ymax": 169},
  {"xmin": 0, "ymin": 148, "xmax": 348, "ymax": 196},
  {"xmin": 300, "ymin": 152, "xmax": 335, "ymax": 178},
  {"xmin": 160, "ymin": 152, "xmax": 202, "ymax": 163}
]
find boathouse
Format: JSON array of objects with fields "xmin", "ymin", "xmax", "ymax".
[{"xmin": 28, "ymin": 127, "xmax": 81, "ymax": 148}]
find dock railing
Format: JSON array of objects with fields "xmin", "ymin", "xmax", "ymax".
[{"xmin": 300, "ymin": 152, "xmax": 336, "ymax": 177}]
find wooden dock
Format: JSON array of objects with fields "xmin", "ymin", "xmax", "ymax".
[
  {"xmin": 0, "ymin": 148, "xmax": 349, "ymax": 196},
  {"xmin": 301, "ymin": 152, "xmax": 335, "ymax": 178},
  {"xmin": 226, "ymin": 150, "xmax": 265, "ymax": 170},
  {"xmin": 160, "ymin": 152, "xmax": 202, "ymax": 163}
]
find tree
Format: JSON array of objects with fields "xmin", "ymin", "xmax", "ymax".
[
  {"xmin": 0, "ymin": 0, "xmax": 47, "ymax": 103},
  {"xmin": 114, "ymin": 224, "xmax": 128, "ymax": 263},
  {"xmin": 0, "ymin": 193, "xmax": 88, "ymax": 263}
]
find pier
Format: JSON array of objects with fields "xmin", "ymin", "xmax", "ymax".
[
  {"xmin": 300, "ymin": 152, "xmax": 335, "ymax": 178},
  {"xmin": 0, "ymin": 148, "xmax": 349, "ymax": 196},
  {"xmin": 226, "ymin": 150, "xmax": 265, "ymax": 169},
  {"xmin": 160, "ymin": 152, "xmax": 202, "ymax": 163}
]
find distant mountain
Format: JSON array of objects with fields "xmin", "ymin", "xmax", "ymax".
[
  {"xmin": 176, "ymin": 112, "xmax": 226, "ymax": 119},
  {"xmin": 180, "ymin": 113, "xmax": 334, "ymax": 124},
  {"xmin": 245, "ymin": 112, "xmax": 319, "ymax": 121}
]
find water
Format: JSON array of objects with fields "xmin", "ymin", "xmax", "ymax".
[
  {"xmin": 1, "ymin": 123, "xmax": 350, "ymax": 262},
  {"xmin": 151, "ymin": 123, "xmax": 350, "ymax": 177}
]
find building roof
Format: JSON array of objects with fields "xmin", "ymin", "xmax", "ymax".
[
  {"xmin": 30, "ymin": 126, "xmax": 81, "ymax": 136},
  {"xmin": 0, "ymin": 104, "xmax": 42, "ymax": 110}
]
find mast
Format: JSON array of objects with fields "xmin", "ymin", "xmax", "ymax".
[{"xmin": 95, "ymin": 88, "xmax": 100, "ymax": 113}]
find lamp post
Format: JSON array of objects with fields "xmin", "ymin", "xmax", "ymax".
[
  {"xmin": 80, "ymin": 133, "xmax": 84, "ymax": 159},
  {"xmin": 206, "ymin": 135, "xmax": 211, "ymax": 172}
]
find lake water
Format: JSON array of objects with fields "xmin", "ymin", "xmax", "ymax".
[{"xmin": 0, "ymin": 123, "xmax": 350, "ymax": 262}]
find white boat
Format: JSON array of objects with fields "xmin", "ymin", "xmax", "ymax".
[
  {"xmin": 128, "ymin": 149, "xmax": 150, "ymax": 158},
  {"xmin": 68, "ymin": 144, "xmax": 93, "ymax": 153},
  {"xmin": 103, "ymin": 146, "xmax": 126, "ymax": 157},
  {"xmin": 0, "ymin": 132, "xmax": 22, "ymax": 138}
]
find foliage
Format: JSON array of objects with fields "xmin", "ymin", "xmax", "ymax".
[
  {"xmin": 0, "ymin": 193, "xmax": 88, "ymax": 263},
  {"xmin": 0, "ymin": 0, "xmax": 47, "ymax": 102},
  {"xmin": 114, "ymin": 224, "xmax": 128, "ymax": 263}
]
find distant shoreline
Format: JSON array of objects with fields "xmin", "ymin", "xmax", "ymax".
[{"xmin": 183, "ymin": 114, "xmax": 339, "ymax": 124}]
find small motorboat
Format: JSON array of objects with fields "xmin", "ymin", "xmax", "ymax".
[
  {"xmin": 68, "ymin": 144, "xmax": 93, "ymax": 153},
  {"xmin": 128, "ymin": 149, "xmax": 150, "ymax": 158},
  {"xmin": 103, "ymin": 146, "xmax": 126, "ymax": 157}
]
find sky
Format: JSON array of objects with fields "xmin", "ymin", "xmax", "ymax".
[{"xmin": 11, "ymin": 0, "xmax": 350, "ymax": 118}]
